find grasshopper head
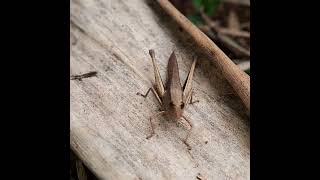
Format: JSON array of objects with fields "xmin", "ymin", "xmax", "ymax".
[{"xmin": 168, "ymin": 101, "xmax": 184, "ymax": 119}]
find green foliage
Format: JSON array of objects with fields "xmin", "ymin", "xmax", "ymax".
[
  {"xmin": 187, "ymin": 14, "xmax": 204, "ymax": 26},
  {"xmin": 192, "ymin": 0, "xmax": 220, "ymax": 16},
  {"xmin": 245, "ymin": 68, "xmax": 250, "ymax": 75},
  {"xmin": 187, "ymin": 0, "xmax": 220, "ymax": 26}
]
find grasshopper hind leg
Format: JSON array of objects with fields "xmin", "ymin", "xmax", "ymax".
[
  {"xmin": 137, "ymin": 49, "xmax": 165, "ymax": 106},
  {"xmin": 137, "ymin": 87, "xmax": 152, "ymax": 98},
  {"xmin": 137, "ymin": 86, "xmax": 163, "ymax": 106}
]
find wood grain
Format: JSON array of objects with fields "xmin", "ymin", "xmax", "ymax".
[{"xmin": 70, "ymin": 0, "xmax": 249, "ymax": 179}]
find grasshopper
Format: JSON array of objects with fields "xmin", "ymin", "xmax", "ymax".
[{"xmin": 137, "ymin": 49, "xmax": 198, "ymax": 150}]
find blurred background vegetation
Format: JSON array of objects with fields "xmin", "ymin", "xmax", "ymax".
[{"xmin": 171, "ymin": 0, "xmax": 250, "ymax": 75}]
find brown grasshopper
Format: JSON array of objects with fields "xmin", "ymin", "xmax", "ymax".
[{"xmin": 137, "ymin": 49, "xmax": 198, "ymax": 150}]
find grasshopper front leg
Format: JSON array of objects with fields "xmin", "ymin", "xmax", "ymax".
[{"xmin": 147, "ymin": 111, "xmax": 166, "ymax": 139}]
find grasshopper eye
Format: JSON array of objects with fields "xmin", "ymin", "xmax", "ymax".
[{"xmin": 180, "ymin": 102, "xmax": 185, "ymax": 109}]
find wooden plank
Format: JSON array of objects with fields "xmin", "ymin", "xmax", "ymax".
[{"xmin": 70, "ymin": 0, "xmax": 249, "ymax": 179}]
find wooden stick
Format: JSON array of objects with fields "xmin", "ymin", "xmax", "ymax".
[
  {"xmin": 234, "ymin": 60, "xmax": 250, "ymax": 71},
  {"xmin": 222, "ymin": 0, "xmax": 250, "ymax": 6},
  {"xmin": 218, "ymin": 27, "xmax": 250, "ymax": 38},
  {"xmin": 156, "ymin": 0, "xmax": 250, "ymax": 111},
  {"xmin": 199, "ymin": 10, "xmax": 250, "ymax": 56},
  {"xmin": 199, "ymin": 8, "xmax": 250, "ymax": 39},
  {"xmin": 217, "ymin": 34, "xmax": 250, "ymax": 56},
  {"xmin": 199, "ymin": 25, "xmax": 250, "ymax": 57}
]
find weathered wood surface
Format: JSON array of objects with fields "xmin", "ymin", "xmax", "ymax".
[{"xmin": 70, "ymin": 0, "xmax": 250, "ymax": 180}]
